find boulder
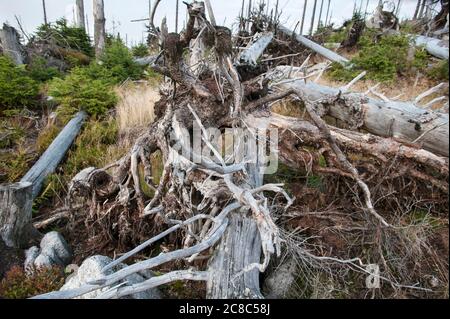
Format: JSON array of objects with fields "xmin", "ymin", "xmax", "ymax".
[
  {"xmin": 39, "ymin": 231, "xmax": 72, "ymax": 265},
  {"xmin": 23, "ymin": 231, "xmax": 72, "ymax": 270},
  {"xmin": 263, "ymin": 258, "xmax": 297, "ymax": 299},
  {"xmin": 24, "ymin": 246, "xmax": 40, "ymax": 273},
  {"xmin": 60, "ymin": 255, "xmax": 162, "ymax": 299}
]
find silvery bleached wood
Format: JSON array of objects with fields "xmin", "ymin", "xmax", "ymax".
[
  {"xmin": 413, "ymin": 35, "xmax": 449, "ymax": 60},
  {"xmin": 239, "ymin": 32, "xmax": 274, "ymax": 66},
  {"xmin": 0, "ymin": 24, "xmax": 25, "ymax": 65},
  {"xmin": 278, "ymin": 25, "xmax": 350, "ymax": 65},
  {"xmin": 0, "ymin": 182, "xmax": 33, "ymax": 248},
  {"xmin": 21, "ymin": 111, "xmax": 87, "ymax": 199},
  {"xmin": 93, "ymin": 0, "xmax": 106, "ymax": 57},
  {"xmin": 275, "ymin": 81, "xmax": 449, "ymax": 157}
]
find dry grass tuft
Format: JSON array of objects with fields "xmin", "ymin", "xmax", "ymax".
[{"xmin": 115, "ymin": 83, "xmax": 159, "ymax": 134}]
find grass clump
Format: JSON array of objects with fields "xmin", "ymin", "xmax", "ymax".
[
  {"xmin": 0, "ymin": 266, "xmax": 65, "ymax": 299},
  {"xmin": 0, "ymin": 119, "xmax": 26, "ymax": 149},
  {"xmin": 0, "ymin": 56, "xmax": 40, "ymax": 112},
  {"xmin": 329, "ymin": 32, "xmax": 429, "ymax": 82},
  {"xmin": 0, "ymin": 147, "xmax": 31, "ymax": 183},
  {"xmin": 36, "ymin": 122, "xmax": 62, "ymax": 154}
]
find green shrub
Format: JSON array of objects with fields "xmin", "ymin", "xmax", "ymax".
[
  {"xmin": 0, "ymin": 56, "xmax": 39, "ymax": 111},
  {"xmin": 48, "ymin": 67, "xmax": 117, "ymax": 117},
  {"xmin": 0, "ymin": 266, "xmax": 65, "ymax": 299},
  {"xmin": 329, "ymin": 33, "xmax": 429, "ymax": 82},
  {"xmin": 27, "ymin": 57, "xmax": 62, "ymax": 82},
  {"xmin": 99, "ymin": 39, "xmax": 143, "ymax": 83},
  {"xmin": 132, "ymin": 43, "xmax": 149, "ymax": 58},
  {"xmin": 427, "ymin": 60, "xmax": 449, "ymax": 81},
  {"xmin": 35, "ymin": 18, "xmax": 93, "ymax": 57}
]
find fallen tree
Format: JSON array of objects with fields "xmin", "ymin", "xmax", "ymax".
[
  {"xmin": 278, "ymin": 25, "xmax": 350, "ymax": 65},
  {"xmin": 413, "ymin": 34, "xmax": 449, "ymax": 60},
  {"xmin": 21, "ymin": 111, "xmax": 87, "ymax": 199},
  {"xmin": 31, "ymin": 1, "xmax": 449, "ymax": 299},
  {"xmin": 273, "ymin": 79, "xmax": 449, "ymax": 157}
]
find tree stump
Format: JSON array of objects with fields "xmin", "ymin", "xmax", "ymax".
[{"xmin": 0, "ymin": 182, "xmax": 33, "ymax": 248}]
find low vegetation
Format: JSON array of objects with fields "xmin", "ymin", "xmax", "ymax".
[
  {"xmin": 329, "ymin": 32, "xmax": 429, "ymax": 82},
  {"xmin": 0, "ymin": 266, "xmax": 65, "ymax": 299},
  {"xmin": 0, "ymin": 56, "xmax": 40, "ymax": 112}
]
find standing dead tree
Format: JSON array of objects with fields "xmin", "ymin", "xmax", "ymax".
[
  {"xmin": 0, "ymin": 24, "xmax": 26, "ymax": 65},
  {"xmin": 309, "ymin": 0, "xmax": 318, "ymax": 36},
  {"xmin": 93, "ymin": 0, "xmax": 106, "ymax": 57},
  {"xmin": 76, "ymin": 0, "xmax": 86, "ymax": 29},
  {"xmin": 32, "ymin": 1, "xmax": 448, "ymax": 299},
  {"xmin": 300, "ymin": 0, "xmax": 308, "ymax": 35}
]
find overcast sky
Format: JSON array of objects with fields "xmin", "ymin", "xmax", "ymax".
[{"xmin": 0, "ymin": 0, "xmax": 434, "ymax": 46}]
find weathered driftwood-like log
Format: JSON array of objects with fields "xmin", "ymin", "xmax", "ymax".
[
  {"xmin": 239, "ymin": 32, "xmax": 274, "ymax": 66},
  {"xmin": 0, "ymin": 182, "xmax": 33, "ymax": 248},
  {"xmin": 244, "ymin": 112, "xmax": 448, "ymax": 196},
  {"xmin": 21, "ymin": 111, "xmax": 87, "ymax": 199},
  {"xmin": 207, "ymin": 212, "xmax": 263, "ymax": 298},
  {"xmin": 278, "ymin": 25, "xmax": 350, "ymax": 65},
  {"xmin": 275, "ymin": 81, "xmax": 449, "ymax": 157},
  {"xmin": 413, "ymin": 35, "xmax": 449, "ymax": 60},
  {"xmin": 0, "ymin": 24, "xmax": 26, "ymax": 65}
]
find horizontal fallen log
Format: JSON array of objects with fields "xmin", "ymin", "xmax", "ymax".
[
  {"xmin": 246, "ymin": 113, "xmax": 448, "ymax": 190},
  {"xmin": 274, "ymin": 81, "xmax": 449, "ymax": 157},
  {"xmin": 21, "ymin": 111, "xmax": 87, "ymax": 199},
  {"xmin": 413, "ymin": 35, "xmax": 449, "ymax": 60},
  {"xmin": 278, "ymin": 25, "xmax": 350, "ymax": 65}
]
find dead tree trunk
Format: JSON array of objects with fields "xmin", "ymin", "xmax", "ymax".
[
  {"xmin": 93, "ymin": 0, "xmax": 106, "ymax": 57},
  {"xmin": 309, "ymin": 0, "xmax": 318, "ymax": 36},
  {"xmin": 278, "ymin": 25, "xmax": 350, "ymax": 65},
  {"xmin": 275, "ymin": 80, "xmax": 449, "ymax": 157},
  {"xmin": 42, "ymin": 0, "xmax": 48, "ymax": 25},
  {"xmin": 300, "ymin": 0, "xmax": 308, "ymax": 35},
  {"xmin": 30, "ymin": 0, "xmax": 449, "ymax": 300},
  {"xmin": 0, "ymin": 182, "xmax": 33, "ymax": 248},
  {"xmin": 325, "ymin": 0, "xmax": 331, "ymax": 26},
  {"xmin": 21, "ymin": 112, "xmax": 87, "ymax": 200},
  {"xmin": 76, "ymin": 0, "xmax": 86, "ymax": 29},
  {"xmin": 239, "ymin": 32, "xmax": 273, "ymax": 66},
  {"xmin": 207, "ymin": 212, "xmax": 263, "ymax": 298},
  {"xmin": 414, "ymin": 34, "xmax": 449, "ymax": 60},
  {"xmin": 317, "ymin": 0, "xmax": 325, "ymax": 29},
  {"xmin": 414, "ymin": 0, "xmax": 422, "ymax": 19},
  {"xmin": 419, "ymin": 0, "xmax": 427, "ymax": 19},
  {"xmin": 0, "ymin": 24, "xmax": 25, "ymax": 65}
]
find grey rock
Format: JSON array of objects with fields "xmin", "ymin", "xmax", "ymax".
[
  {"xmin": 60, "ymin": 255, "xmax": 162, "ymax": 299},
  {"xmin": 34, "ymin": 254, "xmax": 55, "ymax": 268},
  {"xmin": 39, "ymin": 231, "xmax": 72, "ymax": 265},
  {"xmin": 24, "ymin": 246, "xmax": 39, "ymax": 272},
  {"xmin": 24, "ymin": 231, "xmax": 72, "ymax": 269},
  {"xmin": 263, "ymin": 258, "xmax": 297, "ymax": 299}
]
